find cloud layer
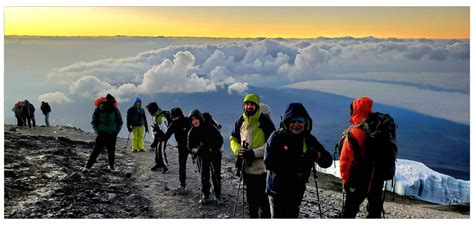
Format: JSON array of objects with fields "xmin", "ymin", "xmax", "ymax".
[{"xmin": 41, "ymin": 37, "xmax": 469, "ymax": 123}]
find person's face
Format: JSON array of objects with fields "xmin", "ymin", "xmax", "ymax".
[
  {"xmin": 191, "ymin": 116, "xmax": 201, "ymax": 127},
  {"xmin": 244, "ymin": 102, "xmax": 257, "ymax": 114},
  {"xmin": 289, "ymin": 120, "xmax": 305, "ymax": 135},
  {"xmin": 135, "ymin": 102, "xmax": 142, "ymax": 108}
]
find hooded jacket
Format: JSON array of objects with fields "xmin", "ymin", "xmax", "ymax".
[
  {"xmin": 230, "ymin": 94, "xmax": 276, "ymax": 175},
  {"xmin": 40, "ymin": 102, "xmax": 51, "ymax": 115},
  {"xmin": 163, "ymin": 107, "xmax": 191, "ymax": 146},
  {"xmin": 339, "ymin": 97, "xmax": 373, "ymax": 186},
  {"xmin": 188, "ymin": 109, "xmax": 223, "ymax": 154},
  {"xmin": 91, "ymin": 95, "xmax": 123, "ymax": 135},
  {"xmin": 127, "ymin": 102, "xmax": 148, "ymax": 128},
  {"xmin": 264, "ymin": 103, "xmax": 332, "ymax": 196}
]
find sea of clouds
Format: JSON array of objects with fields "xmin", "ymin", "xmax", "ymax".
[{"xmin": 39, "ymin": 37, "xmax": 469, "ymax": 123}]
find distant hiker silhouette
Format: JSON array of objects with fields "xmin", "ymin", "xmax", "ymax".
[
  {"xmin": 83, "ymin": 94, "xmax": 123, "ymax": 172},
  {"xmin": 40, "ymin": 101, "xmax": 52, "ymax": 127},
  {"xmin": 22, "ymin": 100, "xmax": 36, "ymax": 128}
]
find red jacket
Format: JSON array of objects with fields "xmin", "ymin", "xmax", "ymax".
[{"xmin": 339, "ymin": 97, "xmax": 373, "ymax": 185}]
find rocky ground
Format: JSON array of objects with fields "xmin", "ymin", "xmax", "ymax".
[{"xmin": 3, "ymin": 124, "xmax": 470, "ymax": 219}]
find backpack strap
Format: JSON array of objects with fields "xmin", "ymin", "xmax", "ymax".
[{"xmin": 347, "ymin": 130, "xmax": 362, "ymax": 162}]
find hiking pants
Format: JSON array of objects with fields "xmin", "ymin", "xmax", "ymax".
[
  {"xmin": 243, "ymin": 173, "xmax": 270, "ymax": 218},
  {"xmin": 44, "ymin": 112, "xmax": 50, "ymax": 126},
  {"xmin": 86, "ymin": 133, "xmax": 117, "ymax": 169},
  {"xmin": 15, "ymin": 114, "xmax": 24, "ymax": 126},
  {"xmin": 268, "ymin": 183, "xmax": 306, "ymax": 218},
  {"xmin": 154, "ymin": 140, "xmax": 168, "ymax": 168},
  {"xmin": 199, "ymin": 151, "xmax": 221, "ymax": 198},
  {"xmin": 131, "ymin": 126, "xmax": 145, "ymax": 151},
  {"xmin": 177, "ymin": 145, "xmax": 189, "ymax": 187},
  {"xmin": 26, "ymin": 114, "xmax": 36, "ymax": 128},
  {"xmin": 343, "ymin": 175, "xmax": 385, "ymax": 218}
]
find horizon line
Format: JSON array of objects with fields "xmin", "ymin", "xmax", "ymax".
[{"xmin": 4, "ymin": 34, "xmax": 470, "ymax": 40}]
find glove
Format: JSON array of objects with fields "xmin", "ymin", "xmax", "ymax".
[
  {"xmin": 150, "ymin": 141, "xmax": 158, "ymax": 148},
  {"xmin": 190, "ymin": 148, "xmax": 199, "ymax": 154},
  {"xmin": 239, "ymin": 149, "xmax": 255, "ymax": 161},
  {"xmin": 127, "ymin": 127, "xmax": 132, "ymax": 132},
  {"xmin": 151, "ymin": 124, "xmax": 157, "ymax": 132},
  {"xmin": 145, "ymin": 127, "xmax": 149, "ymax": 133}
]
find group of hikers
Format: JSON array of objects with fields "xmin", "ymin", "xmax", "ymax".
[
  {"xmin": 81, "ymin": 93, "xmax": 397, "ymax": 219},
  {"xmin": 12, "ymin": 100, "xmax": 52, "ymax": 128}
]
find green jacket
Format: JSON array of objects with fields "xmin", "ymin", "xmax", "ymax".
[{"xmin": 91, "ymin": 104, "xmax": 123, "ymax": 135}]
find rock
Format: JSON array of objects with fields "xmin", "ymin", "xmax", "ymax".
[
  {"xmin": 64, "ymin": 172, "xmax": 82, "ymax": 182},
  {"xmin": 125, "ymin": 172, "xmax": 132, "ymax": 178},
  {"xmin": 9, "ymin": 127, "xmax": 17, "ymax": 132}
]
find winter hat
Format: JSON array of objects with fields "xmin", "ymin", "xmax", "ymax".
[
  {"xmin": 135, "ymin": 96, "xmax": 142, "ymax": 103},
  {"xmin": 105, "ymin": 94, "xmax": 115, "ymax": 101}
]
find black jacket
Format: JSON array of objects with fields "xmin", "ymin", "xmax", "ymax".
[
  {"xmin": 163, "ymin": 107, "xmax": 191, "ymax": 146},
  {"xmin": 264, "ymin": 103, "xmax": 332, "ymax": 196},
  {"xmin": 188, "ymin": 109, "xmax": 223, "ymax": 155},
  {"xmin": 40, "ymin": 103, "xmax": 51, "ymax": 115},
  {"xmin": 22, "ymin": 101, "xmax": 35, "ymax": 117},
  {"xmin": 127, "ymin": 106, "xmax": 148, "ymax": 128}
]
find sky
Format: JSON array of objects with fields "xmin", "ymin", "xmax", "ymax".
[{"xmin": 4, "ymin": 7, "xmax": 470, "ymax": 38}]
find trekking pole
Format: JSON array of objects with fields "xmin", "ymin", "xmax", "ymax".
[
  {"xmin": 312, "ymin": 164, "xmax": 323, "ymax": 218},
  {"xmin": 232, "ymin": 159, "xmax": 245, "ymax": 218},
  {"xmin": 123, "ymin": 131, "xmax": 131, "ymax": 150}
]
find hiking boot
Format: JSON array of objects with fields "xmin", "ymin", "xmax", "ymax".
[
  {"xmin": 199, "ymin": 195, "xmax": 211, "ymax": 204},
  {"xmin": 139, "ymin": 149, "xmax": 145, "ymax": 152},
  {"xmin": 162, "ymin": 167, "xmax": 169, "ymax": 174},
  {"xmin": 175, "ymin": 186, "xmax": 188, "ymax": 195},
  {"xmin": 150, "ymin": 165, "xmax": 162, "ymax": 171}
]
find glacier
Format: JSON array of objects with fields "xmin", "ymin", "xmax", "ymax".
[{"xmin": 315, "ymin": 159, "xmax": 470, "ymax": 205}]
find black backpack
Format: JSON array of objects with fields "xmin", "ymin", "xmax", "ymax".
[
  {"xmin": 203, "ymin": 112, "xmax": 222, "ymax": 130},
  {"xmin": 159, "ymin": 110, "xmax": 172, "ymax": 127},
  {"xmin": 336, "ymin": 112, "xmax": 398, "ymax": 181}
]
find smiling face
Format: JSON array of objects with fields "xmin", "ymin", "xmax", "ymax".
[
  {"xmin": 244, "ymin": 101, "xmax": 257, "ymax": 116},
  {"xmin": 288, "ymin": 120, "xmax": 305, "ymax": 135},
  {"xmin": 191, "ymin": 116, "xmax": 201, "ymax": 127}
]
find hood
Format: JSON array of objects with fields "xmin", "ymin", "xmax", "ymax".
[
  {"xmin": 281, "ymin": 103, "xmax": 312, "ymax": 133},
  {"xmin": 349, "ymin": 97, "xmax": 373, "ymax": 125},
  {"xmin": 170, "ymin": 107, "xmax": 184, "ymax": 118},
  {"xmin": 243, "ymin": 93, "xmax": 260, "ymax": 105},
  {"xmin": 188, "ymin": 109, "xmax": 205, "ymax": 124},
  {"xmin": 146, "ymin": 102, "xmax": 161, "ymax": 116}
]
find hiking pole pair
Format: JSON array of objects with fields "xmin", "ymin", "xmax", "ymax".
[
  {"xmin": 232, "ymin": 159, "xmax": 246, "ymax": 218},
  {"xmin": 312, "ymin": 164, "xmax": 323, "ymax": 219}
]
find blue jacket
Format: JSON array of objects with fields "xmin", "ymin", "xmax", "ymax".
[{"xmin": 264, "ymin": 103, "xmax": 332, "ymax": 196}]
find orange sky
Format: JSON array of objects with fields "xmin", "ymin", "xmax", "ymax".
[{"xmin": 4, "ymin": 7, "xmax": 470, "ymax": 39}]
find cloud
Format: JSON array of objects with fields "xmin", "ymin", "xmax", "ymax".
[
  {"xmin": 45, "ymin": 37, "xmax": 468, "ymax": 116},
  {"xmin": 228, "ymin": 82, "xmax": 249, "ymax": 94},
  {"xmin": 286, "ymin": 80, "xmax": 469, "ymax": 125},
  {"xmin": 38, "ymin": 92, "xmax": 73, "ymax": 104}
]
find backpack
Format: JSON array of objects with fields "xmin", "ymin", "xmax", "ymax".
[
  {"xmin": 203, "ymin": 112, "xmax": 222, "ymax": 130},
  {"xmin": 336, "ymin": 112, "xmax": 397, "ymax": 181},
  {"xmin": 158, "ymin": 110, "xmax": 172, "ymax": 127}
]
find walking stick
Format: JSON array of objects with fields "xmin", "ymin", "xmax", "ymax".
[
  {"xmin": 312, "ymin": 164, "xmax": 323, "ymax": 218},
  {"xmin": 123, "ymin": 131, "xmax": 131, "ymax": 150},
  {"xmin": 232, "ymin": 159, "xmax": 245, "ymax": 218}
]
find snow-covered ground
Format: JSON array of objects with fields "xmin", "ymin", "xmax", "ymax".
[{"xmin": 316, "ymin": 159, "xmax": 470, "ymax": 205}]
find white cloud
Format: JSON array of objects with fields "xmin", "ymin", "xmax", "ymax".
[
  {"xmin": 44, "ymin": 37, "xmax": 468, "ymax": 118},
  {"xmin": 38, "ymin": 92, "xmax": 73, "ymax": 104},
  {"xmin": 286, "ymin": 80, "xmax": 469, "ymax": 125},
  {"xmin": 228, "ymin": 82, "xmax": 249, "ymax": 94}
]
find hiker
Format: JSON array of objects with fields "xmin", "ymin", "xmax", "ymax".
[
  {"xmin": 229, "ymin": 94, "xmax": 275, "ymax": 218},
  {"xmin": 264, "ymin": 103, "xmax": 332, "ymax": 218},
  {"xmin": 160, "ymin": 107, "xmax": 191, "ymax": 192},
  {"xmin": 339, "ymin": 97, "xmax": 395, "ymax": 218},
  {"xmin": 12, "ymin": 101, "xmax": 25, "ymax": 126},
  {"xmin": 188, "ymin": 109, "xmax": 224, "ymax": 204},
  {"xmin": 146, "ymin": 102, "xmax": 169, "ymax": 173},
  {"xmin": 22, "ymin": 100, "xmax": 36, "ymax": 128},
  {"xmin": 126, "ymin": 97, "xmax": 149, "ymax": 152},
  {"xmin": 40, "ymin": 101, "xmax": 52, "ymax": 127},
  {"xmin": 83, "ymin": 94, "xmax": 123, "ymax": 172}
]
